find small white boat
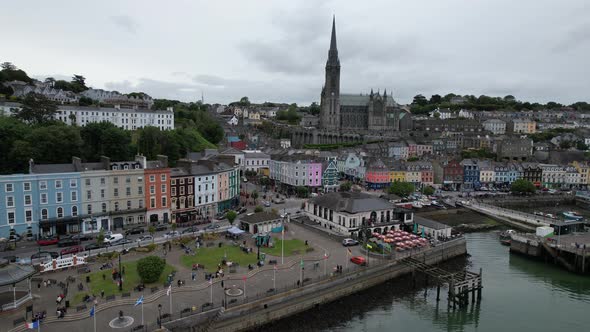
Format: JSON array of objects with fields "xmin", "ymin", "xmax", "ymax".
[
  {"xmin": 411, "ymin": 201, "xmax": 423, "ymax": 209},
  {"xmin": 562, "ymin": 211, "xmax": 583, "ymax": 221}
]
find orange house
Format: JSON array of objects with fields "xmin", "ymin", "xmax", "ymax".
[{"xmin": 145, "ymin": 162, "xmax": 171, "ymax": 224}]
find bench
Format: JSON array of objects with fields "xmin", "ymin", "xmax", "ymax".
[
  {"xmin": 131, "ymin": 325, "xmax": 144, "ymax": 331},
  {"xmin": 229, "ymin": 299, "xmax": 237, "ymax": 304},
  {"xmin": 106, "ymin": 295, "xmax": 115, "ymax": 301},
  {"xmin": 122, "ymin": 292, "xmax": 130, "ymax": 298},
  {"xmin": 13, "ymin": 317, "xmax": 25, "ymax": 327},
  {"xmin": 76, "ymin": 304, "xmax": 87, "ymax": 312},
  {"xmin": 150, "ymin": 287, "xmax": 159, "ymax": 293}
]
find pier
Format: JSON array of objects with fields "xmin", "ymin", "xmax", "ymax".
[
  {"xmin": 461, "ymin": 201, "xmax": 551, "ymax": 231},
  {"xmin": 401, "ymin": 257, "xmax": 482, "ymax": 309}
]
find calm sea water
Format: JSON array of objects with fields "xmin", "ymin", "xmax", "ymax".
[{"xmin": 258, "ymin": 232, "xmax": 590, "ymax": 332}]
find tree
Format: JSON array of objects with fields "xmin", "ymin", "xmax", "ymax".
[
  {"xmin": 171, "ymin": 223, "xmax": 177, "ymax": 231},
  {"xmin": 80, "ymin": 122, "xmax": 132, "ymax": 161},
  {"xmin": 309, "ymin": 102, "xmax": 320, "ymax": 115},
  {"xmin": 254, "ymin": 205, "xmax": 263, "ymax": 213},
  {"xmin": 1, "ymin": 62, "xmax": 16, "ymax": 70},
  {"xmin": 148, "ymin": 226, "xmax": 156, "ymax": 244},
  {"xmin": 79, "ymin": 96, "xmax": 93, "ymax": 106},
  {"xmin": 71, "ymin": 74, "xmax": 88, "ymax": 92},
  {"xmin": 576, "ymin": 141, "xmax": 589, "ymax": 151},
  {"xmin": 296, "ymin": 186, "xmax": 309, "ymax": 198},
  {"xmin": 412, "ymin": 94, "xmax": 428, "ymax": 106},
  {"xmin": 429, "ymin": 94, "xmax": 442, "ymax": 104},
  {"xmin": 510, "ymin": 179, "xmax": 536, "ymax": 194},
  {"xmin": 26, "ymin": 124, "xmax": 83, "ymax": 164},
  {"xmin": 422, "ymin": 186, "xmax": 435, "ymax": 196},
  {"xmin": 239, "ymin": 96, "xmax": 250, "ymax": 106},
  {"xmin": 339, "ymin": 182, "xmax": 352, "ymax": 192},
  {"xmin": 96, "ymin": 229, "xmax": 105, "ymax": 246},
  {"xmin": 226, "ymin": 211, "xmax": 237, "ymax": 226},
  {"xmin": 13, "ymin": 93, "xmax": 58, "ymax": 124},
  {"xmin": 388, "ymin": 182, "xmax": 415, "ymax": 197},
  {"xmin": 44, "ymin": 77, "xmax": 56, "ymax": 86},
  {"xmin": 136, "ymin": 256, "xmax": 166, "ymax": 283},
  {"xmin": 251, "ymin": 191, "xmax": 259, "ymax": 203}
]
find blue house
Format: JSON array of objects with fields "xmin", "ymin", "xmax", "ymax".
[
  {"xmin": 0, "ymin": 174, "xmax": 39, "ymax": 239},
  {"xmin": 460, "ymin": 159, "xmax": 480, "ymax": 190}
]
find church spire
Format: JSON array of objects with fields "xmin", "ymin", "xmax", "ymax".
[{"xmin": 327, "ymin": 15, "xmax": 339, "ymax": 66}]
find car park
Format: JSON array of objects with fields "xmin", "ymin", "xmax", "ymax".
[
  {"xmin": 350, "ymin": 256, "xmax": 367, "ymax": 266},
  {"xmin": 164, "ymin": 231, "xmax": 180, "ymax": 238},
  {"xmin": 37, "ymin": 237, "xmax": 59, "ymax": 246},
  {"xmin": 342, "ymin": 238, "xmax": 359, "ymax": 246},
  {"xmin": 60, "ymin": 245, "xmax": 84, "ymax": 256},
  {"xmin": 125, "ymin": 227, "xmax": 145, "ymax": 235}
]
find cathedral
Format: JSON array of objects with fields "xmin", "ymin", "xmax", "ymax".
[{"xmin": 319, "ymin": 17, "xmax": 411, "ymax": 133}]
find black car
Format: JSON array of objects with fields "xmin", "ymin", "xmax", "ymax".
[
  {"xmin": 70, "ymin": 233, "xmax": 93, "ymax": 241},
  {"xmin": 125, "ymin": 227, "xmax": 145, "ymax": 235},
  {"xmin": 85, "ymin": 243, "xmax": 104, "ymax": 251},
  {"xmin": 57, "ymin": 237, "xmax": 78, "ymax": 247},
  {"xmin": 155, "ymin": 224, "xmax": 168, "ymax": 232},
  {"xmin": 182, "ymin": 226, "xmax": 199, "ymax": 234},
  {"xmin": 237, "ymin": 207, "xmax": 248, "ymax": 214}
]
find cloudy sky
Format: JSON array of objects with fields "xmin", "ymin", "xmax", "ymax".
[{"xmin": 2, "ymin": 0, "xmax": 589, "ymax": 105}]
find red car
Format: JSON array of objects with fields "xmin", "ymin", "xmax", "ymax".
[
  {"xmin": 60, "ymin": 245, "xmax": 84, "ymax": 256},
  {"xmin": 37, "ymin": 237, "xmax": 59, "ymax": 246},
  {"xmin": 350, "ymin": 256, "xmax": 367, "ymax": 266}
]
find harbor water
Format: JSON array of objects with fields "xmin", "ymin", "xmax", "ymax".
[{"xmin": 257, "ymin": 232, "xmax": 590, "ymax": 332}]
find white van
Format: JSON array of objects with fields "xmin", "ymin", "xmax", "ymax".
[{"xmin": 104, "ymin": 233, "xmax": 124, "ymax": 245}]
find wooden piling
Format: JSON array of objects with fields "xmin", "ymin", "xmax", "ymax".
[{"xmin": 436, "ymin": 283, "xmax": 441, "ymax": 302}]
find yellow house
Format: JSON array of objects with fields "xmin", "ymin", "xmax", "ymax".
[
  {"xmin": 573, "ymin": 161, "xmax": 589, "ymax": 185},
  {"xmin": 389, "ymin": 166, "xmax": 406, "ymax": 183}
]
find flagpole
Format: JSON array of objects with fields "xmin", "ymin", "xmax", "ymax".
[
  {"xmin": 281, "ymin": 228, "xmax": 284, "ymax": 265},
  {"xmin": 169, "ymin": 287, "xmax": 172, "ymax": 315},
  {"xmin": 209, "ymin": 281, "xmax": 213, "ymax": 304},
  {"xmin": 141, "ymin": 301, "xmax": 144, "ymax": 326},
  {"xmin": 273, "ymin": 266, "xmax": 276, "ymax": 290},
  {"xmin": 93, "ymin": 305, "xmax": 96, "ymax": 332},
  {"xmin": 324, "ymin": 252, "xmax": 327, "ymax": 275}
]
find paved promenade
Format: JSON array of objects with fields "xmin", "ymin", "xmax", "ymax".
[{"xmin": 3, "ymin": 222, "xmax": 375, "ymax": 332}]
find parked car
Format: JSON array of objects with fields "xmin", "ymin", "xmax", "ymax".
[
  {"xmin": 204, "ymin": 224, "xmax": 220, "ymax": 231},
  {"xmin": 110, "ymin": 238, "xmax": 132, "ymax": 246},
  {"xmin": 57, "ymin": 237, "xmax": 78, "ymax": 248},
  {"xmin": 182, "ymin": 226, "xmax": 199, "ymax": 234},
  {"xmin": 125, "ymin": 227, "xmax": 145, "ymax": 236},
  {"xmin": 350, "ymin": 256, "xmax": 367, "ymax": 266},
  {"xmin": 103, "ymin": 233, "xmax": 124, "ymax": 245},
  {"xmin": 85, "ymin": 243, "xmax": 104, "ymax": 251},
  {"xmin": 164, "ymin": 231, "xmax": 180, "ymax": 238},
  {"xmin": 155, "ymin": 224, "xmax": 168, "ymax": 232},
  {"xmin": 37, "ymin": 237, "xmax": 59, "ymax": 246},
  {"xmin": 237, "ymin": 207, "xmax": 248, "ymax": 214},
  {"xmin": 60, "ymin": 245, "xmax": 84, "ymax": 256},
  {"xmin": 3, "ymin": 255, "xmax": 18, "ymax": 263},
  {"xmin": 263, "ymin": 201, "xmax": 271, "ymax": 207},
  {"xmin": 70, "ymin": 233, "xmax": 93, "ymax": 241},
  {"xmin": 342, "ymin": 238, "xmax": 359, "ymax": 247},
  {"xmin": 31, "ymin": 252, "xmax": 53, "ymax": 264},
  {"xmin": 136, "ymin": 235, "xmax": 153, "ymax": 242}
]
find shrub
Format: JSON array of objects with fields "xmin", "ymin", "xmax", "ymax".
[
  {"xmin": 136, "ymin": 256, "xmax": 166, "ymax": 283},
  {"xmin": 254, "ymin": 205, "xmax": 263, "ymax": 213}
]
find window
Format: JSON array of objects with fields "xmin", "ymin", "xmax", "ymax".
[
  {"xmin": 25, "ymin": 209, "xmax": 32, "ymax": 222},
  {"xmin": 39, "ymin": 192, "xmax": 48, "ymax": 204},
  {"xmin": 113, "ymin": 188, "xmax": 119, "ymax": 197},
  {"xmin": 23, "ymin": 182, "xmax": 31, "ymax": 191},
  {"xmin": 72, "ymin": 206, "xmax": 78, "ymax": 217},
  {"xmin": 188, "ymin": 178, "xmax": 193, "ymax": 184},
  {"xmin": 126, "ymin": 177, "xmax": 131, "ymax": 184},
  {"xmin": 212, "ymin": 183, "xmax": 214, "ymax": 190},
  {"xmin": 150, "ymin": 185, "xmax": 155, "ymax": 195},
  {"xmin": 180, "ymin": 187, "xmax": 185, "ymax": 195},
  {"xmin": 161, "ymin": 174, "xmax": 166, "ymax": 181},
  {"xmin": 56, "ymin": 192, "xmax": 63, "ymax": 203},
  {"xmin": 171, "ymin": 187, "xmax": 176, "ymax": 196},
  {"xmin": 205, "ymin": 184, "xmax": 208, "ymax": 191},
  {"xmin": 55, "ymin": 180, "xmax": 62, "ymax": 189},
  {"xmin": 127, "ymin": 201, "xmax": 132, "ymax": 209},
  {"xmin": 205, "ymin": 196, "xmax": 208, "ymax": 203},
  {"xmin": 138, "ymin": 186, "xmax": 143, "ymax": 195},
  {"xmin": 180, "ymin": 178, "xmax": 185, "ymax": 185},
  {"xmin": 149, "ymin": 175, "xmax": 155, "ymax": 182},
  {"xmin": 139, "ymin": 199, "xmax": 144, "ymax": 209},
  {"xmin": 113, "ymin": 177, "xmax": 119, "ymax": 184},
  {"xmin": 41, "ymin": 208, "xmax": 48, "ymax": 220},
  {"xmin": 85, "ymin": 179, "xmax": 91, "ymax": 186},
  {"xmin": 71, "ymin": 191, "xmax": 78, "ymax": 201},
  {"xmin": 57, "ymin": 207, "xmax": 64, "ymax": 218},
  {"xmin": 161, "ymin": 184, "xmax": 166, "ymax": 193},
  {"xmin": 7, "ymin": 211, "xmax": 15, "ymax": 224},
  {"xmin": 24, "ymin": 195, "xmax": 32, "ymax": 206},
  {"xmin": 126, "ymin": 187, "xmax": 131, "ymax": 196},
  {"xmin": 137, "ymin": 177, "xmax": 143, "ymax": 183},
  {"xmin": 161, "ymin": 197, "xmax": 167, "ymax": 207},
  {"xmin": 39, "ymin": 181, "xmax": 47, "ymax": 190},
  {"xmin": 100, "ymin": 178, "xmax": 106, "ymax": 185},
  {"xmin": 86, "ymin": 190, "xmax": 92, "ymax": 200},
  {"xmin": 114, "ymin": 202, "xmax": 119, "ymax": 211},
  {"xmin": 100, "ymin": 189, "xmax": 105, "ymax": 199},
  {"xmin": 5, "ymin": 183, "xmax": 14, "ymax": 192},
  {"xmin": 171, "ymin": 179, "xmax": 176, "ymax": 185},
  {"xmin": 150, "ymin": 197, "xmax": 156, "ymax": 208},
  {"xmin": 70, "ymin": 179, "xmax": 77, "ymax": 188},
  {"xmin": 101, "ymin": 203, "xmax": 107, "ymax": 213}
]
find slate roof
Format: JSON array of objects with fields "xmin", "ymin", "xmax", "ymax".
[
  {"xmin": 340, "ymin": 94, "xmax": 398, "ymax": 107},
  {"xmin": 310, "ymin": 192, "xmax": 395, "ymax": 213},
  {"xmin": 414, "ymin": 216, "xmax": 450, "ymax": 230},
  {"xmin": 0, "ymin": 261, "xmax": 36, "ymax": 287},
  {"xmin": 240, "ymin": 212, "xmax": 281, "ymax": 224}
]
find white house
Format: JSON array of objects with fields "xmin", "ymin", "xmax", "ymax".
[
  {"xmin": 54, "ymin": 105, "xmax": 174, "ymax": 130},
  {"xmin": 280, "ymin": 139, "xmax": 291, "ymax": 149},
  {"xmin": 239, "ymin": 212, "xmax": 282, "ymax": 234},
  {"xmin": 483, "ymin": 119, "xmax": 506, "ymax": 135},
  {"xmin": 227, "ymin": 115, "xmax": 238, "ymax": 126},
  {"xmin": 244, "ymin": 150, "xmax": 270, "ymax": 173},
  {"xmin": 414, "ymin": 216, "xmax": 452, "ymax": 240}
]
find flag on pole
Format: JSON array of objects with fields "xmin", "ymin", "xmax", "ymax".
[
  {"xmin": 347, "ymin": 248, "xmax": 352, "ymax": 255},
  {"xmin": 134, "ymin": 295, "xmax": 143, "ymax": 306},
  {"xmin": 324, "ymin": 252, "xmax": 328, "ymax": 260},
  {"xmin": 209, "ymin": 278, "xmax": 213, "ymax": 285},
  {"xmin": 274, "ymin": 264, "xmax": 278, "ymax": 270},
  {"xmin": 89, "ymin": 306, "xmax": 95, "ymax": 317},
  {"xmin": 25, "ymin": 321, "xmax": 39, "ymax": 329},
  {"xmin": 166, "ymin": 284, "xmax": 172, "ymax": 296}
]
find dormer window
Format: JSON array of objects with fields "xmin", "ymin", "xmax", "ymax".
[{"xmin": 113, "ymin": 165, "xmax": 118, "ymax": 170}]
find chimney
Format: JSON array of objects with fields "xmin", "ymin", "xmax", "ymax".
[
  {"xmin": 135, "ymin": 155, "xmax": 147, "ymax": 169},
  {"xmin": 157, "ymin": 155, "xmax": 168, "ymax": 168},
  {"xmin": 100, "ymin": 156, "xmax": 111, "ymax": 170},
  {"xmin": 114, "ymin": 104, "xmax": 121, "ymax": 110},
  {"xmin": 72, "ymin": 157, "xmax": 82, "ymax": 171},
  {"xmin": 29, "ymin": 159, "xmax": 35, "ymax": 174}
]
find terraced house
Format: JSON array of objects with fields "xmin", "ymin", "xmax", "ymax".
[{"xmin": 269, "ymin": 155, "xmax": 323, "ymax": 191}]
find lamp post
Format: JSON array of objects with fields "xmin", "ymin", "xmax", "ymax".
[
  {"xmin": 118, "ymin": 250, "xmax": 123, "ymax": 291},
  {"xmin": 158, "ymin": 304, "xmax": 162, "ymax": 328}
]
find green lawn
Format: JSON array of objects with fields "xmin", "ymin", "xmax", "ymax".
[
  {"xmin": 72, "ymin": 260, "xmax": 175, "ymax": 304},
  {"xmin": 180, "ymin": 245, "xmax": 259, "ymax": 272},
  {"xmin": 263, "ymin": 238, "xmax": 308, "ymax": 257}
]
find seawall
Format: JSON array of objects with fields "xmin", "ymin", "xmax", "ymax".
[{"xmin": 165, "ymin": 238, "xmax": 467, "ymax": 332}]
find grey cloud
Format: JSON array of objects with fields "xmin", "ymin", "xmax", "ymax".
[
  {"xmin": 552, "ymin": 22, "xmax": 590, "ymax": 53},
  {"xmin": 109, "ymin": 15, "xmax": 138, "ymax": 33}
]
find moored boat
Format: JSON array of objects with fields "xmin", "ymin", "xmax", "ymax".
[{"xmin": 562, "ymin": 211, "xmax": 583, "ymax": 221}]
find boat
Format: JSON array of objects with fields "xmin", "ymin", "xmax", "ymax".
[
  {"xmin": 411, "ymin": 201, "xmax": 423, "ymax": 209},
  {"xmin": 533, "ymin": 211, "xmax": 544, "ymax": 216},
  {"xmin": 545, "ymin": 213, "xmax": 557, "ymax": 219},
  {"xmin": 499, "ymin": 229, "xmax": 516, "ymax": 239},
  {"xmin": 562, "ymin": 211, "xmax": 584, "ymax": 221},
  {"xmin": 500, "ymin": 239, "xmax": 511, "ymax": 246}
]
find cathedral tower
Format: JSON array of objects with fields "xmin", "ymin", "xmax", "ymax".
[{"xmin": 320, "ymin": 16, "xmax": 341, "ymax": 131}]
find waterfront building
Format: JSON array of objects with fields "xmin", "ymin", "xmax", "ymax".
[
  {"xmin": 144, "ymin": 157, "xmax": 171, "ymax": 223},
  {"xmin": 443, "ymin": 159, "xmax": 464, "ymax": 191},
  {"xmin": 388, "ymin": 142, "xmax": 409, "ymax": 160},
  {"xmin": 461, "ymin": 159, "xmax": 480, "ymax": 190},
  {"xmin": 365, "ymin": 159, "xmax": 390, "ymax": 189},
  {"xmin": 107, "ymin": 159, "xmax": 147, "ymax": 229},
  {"xmin": 478, "ymin": 161, "xmax": 495, "ymax": 184},
  {"xmin": 572, "ymin": 161, "xmax": 589, "ymax": 186},
  {"xmin": 564, "ymin": 166, "xmax": 582, "ymax": 189},
  {"xmin": 304, "ymin": 192, "xmax": 413, "ymax": 238},
  {"xmin": 405, "ymin": 163, "xmax": 422, "ymax": 186},
  {"xmin": 521, "ymin": 162, "xmax": 542, "ymax": 186},
  {"xmin": 413, "ymin": 216, "xmax": 452, "ymax": 240},
  {"xmin": 389, "ymin": 164, "xmax": 407, "ymax": 183},
  {"xmin": 244, "ymin": 150, "xmax": 270, "ymax": 174},
  {"xmin": 540, "ymin": 164, "xmax": 566, "ymax": 188},
  {"xmin": 0, "ymin": 173, "xmax": 40, "ymax": 239},
  {"xmin": 270, "ymin": 155, "xmax": 322, "ymax": 190},
  {"xmin": 170, "ymin": 167, "xmax": 196, "ymax": 223},
  {"xmin": 494, "ymin": 163, "xmax": 509, "ymax": 186}
]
